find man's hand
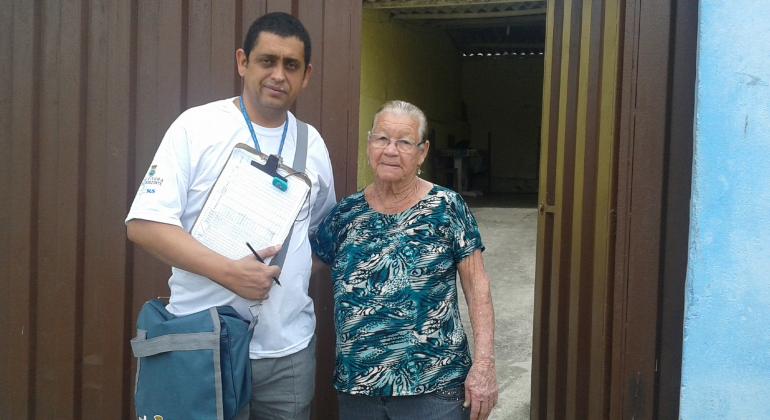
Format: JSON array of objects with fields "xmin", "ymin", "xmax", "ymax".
[
  {"xmin": 225, "ymin": 245, "xmax": 282, "ymax": 300},
  {"xmin": 126, "ymin": 220, "xmax": 286, "ymax": 300},
  {"xmin": 464, "ymin": 359, "xmax": 498, "ymax": 420}
]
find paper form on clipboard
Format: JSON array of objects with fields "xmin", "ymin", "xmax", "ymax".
[{"xmin": 190, "ymin": 143, "xmax": 310, "ymax": 262}]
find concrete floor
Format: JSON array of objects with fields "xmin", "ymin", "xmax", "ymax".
[{"xmin": 459, "ymin": 196, "xmax": 537, "ymax": 420}]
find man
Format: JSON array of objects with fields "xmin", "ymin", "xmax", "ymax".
[{"xmin": 126, "ymin": 12, "xmax": 336, "ymax": 420}]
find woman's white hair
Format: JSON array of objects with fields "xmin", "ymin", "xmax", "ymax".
[{"xmin": 371, "ymin": 100, "xmax": 427, "ymax": 141}]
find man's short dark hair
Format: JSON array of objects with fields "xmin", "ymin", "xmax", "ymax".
[{"xmin": 243, "ymin": 12, "xmax": 312, "ymax": 67}]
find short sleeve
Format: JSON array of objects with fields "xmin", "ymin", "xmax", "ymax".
[
  {"xmin": 125, "ymin": 119, "xmax": 191, "ymax": 227},
  {"xmin": 449, "ymin": 193, "xmax": 485, "ymax": 263},
  {"xmin": 311, "ymin": 205, "xmax": 340, "ymax": 265}
]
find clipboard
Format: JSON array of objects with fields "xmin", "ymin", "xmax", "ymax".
[{"xmin": 190, "ymin": 143, "xmax": 311, "ymax": 262}]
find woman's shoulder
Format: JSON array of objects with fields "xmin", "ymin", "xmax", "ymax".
[
  {"xmin": 341, "ymin": 189, "xmax": 366, "ymax": 205},
  {"xmin": 427, "ymin": 184, "xmax": 467, "ymax": 205},
  {"xmin": 330, "ymin": 190, "xmax": 367, "ymax": 216}
]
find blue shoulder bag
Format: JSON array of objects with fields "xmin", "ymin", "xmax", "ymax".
[{"xmin": 131, "ymin": 299, "xmax": 254, "ymax": 420}]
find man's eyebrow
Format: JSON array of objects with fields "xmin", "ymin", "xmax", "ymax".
[{"xmin": 253, "ymin": 53, "xmax": 302, "ymax": 64}]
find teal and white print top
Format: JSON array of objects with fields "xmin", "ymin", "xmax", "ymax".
[{"xmin": 312, "ymin": 184, "xmax": 485, "ymax": 396}]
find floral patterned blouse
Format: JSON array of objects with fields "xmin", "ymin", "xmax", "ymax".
[{"xmin": 312, "ymin": 185, "xmax": 484, "ymax": 396}]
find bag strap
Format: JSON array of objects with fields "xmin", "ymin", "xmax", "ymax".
[
  {"xmin": 271, "ymin": 119, "xmax": 309, "ymax": 268},
  {"xmin": 131, "ymin": 331, "xmax": 220, "ymax": 357},
  {"xmin": 293, "ymin": 119, "xmax": 308, "ymax": 173},
  {"xmin": 131, "ymin": 307, "xmax": 221, "ymax": 357}
]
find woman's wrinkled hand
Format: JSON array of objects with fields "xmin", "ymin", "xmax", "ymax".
[{"xmin": 464, "ymin": 359, "xmax": 498, "ymax": 420}]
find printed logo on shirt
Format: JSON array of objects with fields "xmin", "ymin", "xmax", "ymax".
[{"xmin": 141, "ymin": 164, "xmax": 164, "ymax": 188}]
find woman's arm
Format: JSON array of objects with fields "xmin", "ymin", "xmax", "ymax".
[{"xmin": 458, "ymin": 249, "xmax": 498, "ymax": 420}]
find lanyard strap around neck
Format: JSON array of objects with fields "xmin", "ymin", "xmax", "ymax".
[{"xmin": 239, "ymin": 95, "xmax": 288, "ymax": 156}]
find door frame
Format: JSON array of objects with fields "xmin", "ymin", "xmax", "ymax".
[{"xmin": 611, "ymin": 0, "xmax": 698, "ymax": 418}]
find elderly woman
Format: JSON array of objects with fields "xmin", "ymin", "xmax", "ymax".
[{"xmin": 312, "ymin": 100, "xmax": 498, "ymax": 420}]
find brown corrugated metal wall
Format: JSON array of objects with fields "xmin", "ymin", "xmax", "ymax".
[{"xmin": 0, "ymin": 1, "xmax": 360, "ymax": 418}]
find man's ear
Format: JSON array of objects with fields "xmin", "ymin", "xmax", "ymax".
[
  {"xmin": 236, "ymin": 49, "xmax": 248, "ymax": 77},
  {"xmin": 301, "ymin": 63, "xmax": 313, "ymax": 89}
]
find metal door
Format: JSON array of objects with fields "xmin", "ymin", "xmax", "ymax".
[{"xmin": 531, "ymin": 0, "xmax": 696, "ymax": 418}]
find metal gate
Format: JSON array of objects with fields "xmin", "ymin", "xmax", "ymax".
[
  {"xmin": 0, "ymin": 1, "xmax": 360, "ymax": 418},
  {"xmin": 532, "ymin": 0, "xmax": 697, "ymax": 418}
]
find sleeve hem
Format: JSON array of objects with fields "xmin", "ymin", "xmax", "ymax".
[
  {"xmin": 454, "ymin": 241, "xmax": 485, "ymax": 264},
  {"xmin": 124, "ymin": 212, "xmax": 184, "ymax": 229}
]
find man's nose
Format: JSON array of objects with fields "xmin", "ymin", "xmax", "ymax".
[{"xmin": 270, "ymin": 64, "xmax": 286, "ymax": 81}]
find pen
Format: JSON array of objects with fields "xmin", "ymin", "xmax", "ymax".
[{"xmin": 246, "ymin": 242, "xmax": 281, "ymax": 286}]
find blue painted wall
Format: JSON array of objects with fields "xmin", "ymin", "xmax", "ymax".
[{"xmin": 680, "ymin": 1, "xmax": 770, "ymax": 418}]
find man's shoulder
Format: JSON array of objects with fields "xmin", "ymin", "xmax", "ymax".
[
  {"xmin": 291, "ymin": 115, "xmax": 322, "ymax": 140},
  {"xmin": 175, "ymin": 97, "xmax": 237, "ymax": 125},
  {"xmin": 292, "ymin": 115, "xmax": 330, "ymax": 158}
]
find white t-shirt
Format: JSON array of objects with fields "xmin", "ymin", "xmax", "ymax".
[{"xmin": 126, "ymin": 98, "xmax": 336, "ymax": 359}]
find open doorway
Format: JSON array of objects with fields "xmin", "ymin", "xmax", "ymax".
[{"xmin": 358, "ymin": 2, "xmax": 546, "ymax": 419}]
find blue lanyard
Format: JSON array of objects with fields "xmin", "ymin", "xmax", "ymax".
[{"xmin": 239, "ymin": 95, "xmax": 288, "ymax": 156}]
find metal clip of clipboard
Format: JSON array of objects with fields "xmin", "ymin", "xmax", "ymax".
[{"xmin": 251, "ymin": 154, "xmax": 289, "ymax": 191}]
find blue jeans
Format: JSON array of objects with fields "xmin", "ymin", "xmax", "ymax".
[{"xmin": 337, "ymin": 386, "xmax": 469, "ymax": 420}]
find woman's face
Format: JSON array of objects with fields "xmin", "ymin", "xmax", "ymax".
[{"xmin": 367, "ymin": 112, "xmax": 429, "ymax": 184}]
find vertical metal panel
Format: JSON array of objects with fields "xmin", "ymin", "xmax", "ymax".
[
  {"xmin": 35, "ymin": 1, "xmax": 85, "ymax": 417},
  {"xmin": 0, "ymin": 0, "xmax": 11, "ymax": 238},
  {"xmin": 242, "ymin": 0, "xmax": 268, "ymax": 38},
  {"xmin": 656, "ymin": 2, "xmax": 697, "ymax": 418},
  {"xmin": 321, "ymin": 0, "xmax": 362, "ymax": 196},
  {"xmin": 612, "ymin": 0, "xmax": 672, "ymax": 418},
  {"xmin": 2, "ymin": 1, "xmax": 39, "ymax": 418},
  {"xmin": 565, "ymin": 0, "xmax": 604, "ymax": 418},
  {"xmin": 81, "ymin": 0, "xmax": 135, "ymax": 417},
  {"xmin": 0, "ymin": 1, "xmax": 360, "ymax": 417},
  {"xmin": 132, "ymin": 0, "xmax": 186, "ymax": 316},
  {"xmin": 211, "ymin": 0, "xmax": 239, "ymax": 96},
  {"xmin": 531, "ymin": 0, "xmax": 563, "ymax": 416},
  {"xmin": 296, "ymin": 0, "xmax": 325, "ymax": 128},
  {"xmin": 267, "ymin": 0, "xmax": 292, "ymax": 13},
  {"xmin": 188, "ymin": 0, "xmax": 214, "ymax": 106},
  {"xmin": 546, "ymin": 0, "xmax": 582, "ymax": 417},
  {"xmin": 611, "ymin": 0, "xmax": 697, "ymax": 419},
  {"xmin": 588, "ymin": 1, "xmax": 622, "ymax": 417},
  {"xmin": 533, "ymin": 0, "xmax": 625, "ymax": 418}
]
